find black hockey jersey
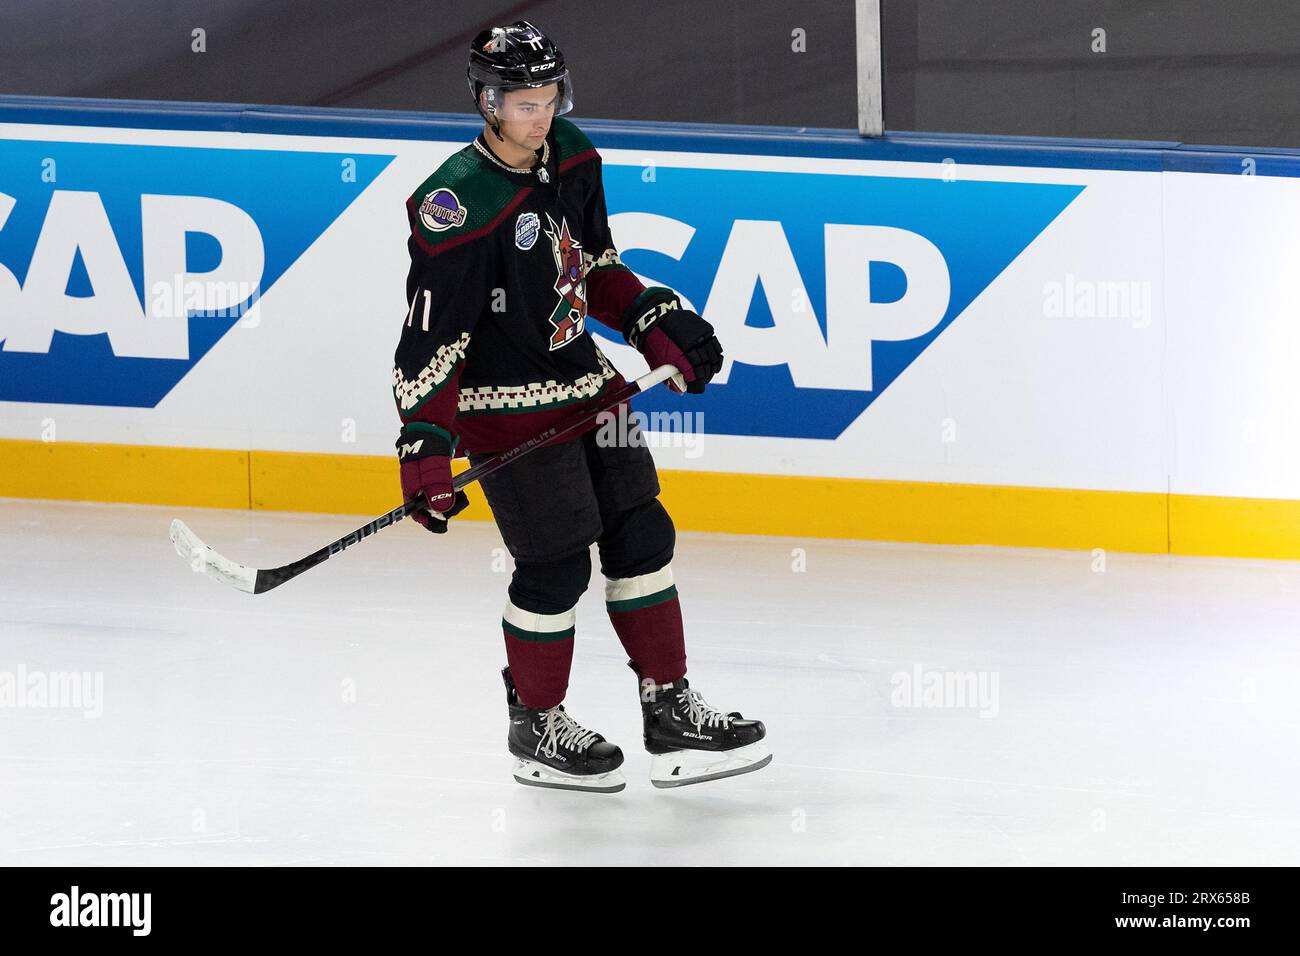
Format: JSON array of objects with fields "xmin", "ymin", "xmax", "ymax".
[{"xmin": 392, "ymin": 117, "xmax": 648, "ymax": 455}]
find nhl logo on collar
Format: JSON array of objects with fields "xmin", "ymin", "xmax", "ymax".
[
  {"xmin": 515, "ymin": 211, "xmax": 540, "ymax": 250},
  {"xmin": 419, "ymin": 187, "xmax": 467, "ymax": 231}
]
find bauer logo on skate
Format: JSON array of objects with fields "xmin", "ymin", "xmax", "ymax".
[
  {"xmin": 0, "ymin": 138, "xmax": 393, "ymax": 407},
  {"xmin": 595, "ymin": 167, "xmax": 1083, "ymax": 439}
]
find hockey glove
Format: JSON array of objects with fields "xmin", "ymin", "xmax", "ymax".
[
  {"xmin": 622, "ymin": 288, "xmax": 723, "ymax": 394},
  {"xmin": 397, "ymin": 424, "xmax": 469, "ymax": 534}
]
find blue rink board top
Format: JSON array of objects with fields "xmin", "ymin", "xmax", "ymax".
[{"xmin": 3, "ymin": 93, "xmax": 1300, "ymax": 178}]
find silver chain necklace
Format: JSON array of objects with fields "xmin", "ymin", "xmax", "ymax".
[{"xmin": 475, "ymin": 137, "xmax": 550, "ymax": 182}]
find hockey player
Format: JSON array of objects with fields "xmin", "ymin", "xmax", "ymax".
[{"xmin": 392, "ymin": 21, "xmax": 770, "ymax": 792}]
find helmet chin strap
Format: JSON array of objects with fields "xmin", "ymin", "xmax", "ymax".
[{"xmin": 480, "ymin": 92, "xmax": 506, "ymax": 141}]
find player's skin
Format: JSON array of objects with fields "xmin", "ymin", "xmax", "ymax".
[{"xmin": 480, "ymin": 83, "xmax": 559, "ymax": 168}]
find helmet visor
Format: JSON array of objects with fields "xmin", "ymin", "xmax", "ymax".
[{"xmin": 481, "ymin": 76, "xmax": 573, "ymax": 123}]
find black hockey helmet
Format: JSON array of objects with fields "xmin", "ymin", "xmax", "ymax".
[{"xmin": 467, "ymin": 21, "xmax": 573, "ymax": 135}]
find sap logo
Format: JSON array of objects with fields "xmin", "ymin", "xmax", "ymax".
[
  {"xmin": 607, "ymin": 214, "xmax": 949, "ymax": 393},
  {"xmin": 601, "ymin": 164, "xmax": 1083, "ymax": 439},
  {"xmin": 0, "ymin": 190, "xmax": 263, "ymax": 360},
  {"xmin": 0, "ymin": 138, "xmax": 393, "ymax": 408}
]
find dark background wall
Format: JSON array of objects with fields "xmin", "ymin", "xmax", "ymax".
[
  {"xmin": 883, "ymin": 0, "xmax": 1300, "ymax": 147},
  {"xmin": 2, "ymin": 0, "xmax": 1299, "ymax": 148},
  {"xmin": 0, "ymin": 0, "xmax": 857, "ymax": 126}
]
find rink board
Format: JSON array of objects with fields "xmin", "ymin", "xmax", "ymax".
[{"xmin": 2, "ymin": 97, "xmax": 1300, "ymax": 558}]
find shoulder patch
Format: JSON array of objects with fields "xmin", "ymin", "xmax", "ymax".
[
  {"xmin": 407, "ymin": 145, "xmax": 527, "ymax": 252},
  {"xmin": 418, "ymin": 187, "xmax": 467, "ymax": 232}
]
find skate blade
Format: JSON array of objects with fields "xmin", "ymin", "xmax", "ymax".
[
  {"xmin": 650, "ymin": 741, "xmax": 772, "ymax": 789},
  {"xmin": 512, "ymin": 758, "xmax": 626, "ymax": 794}
]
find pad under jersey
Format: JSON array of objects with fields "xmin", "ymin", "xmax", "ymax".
[{"xmin": 392, "ymin": 117, "xmax": 647, "ymax": 455}]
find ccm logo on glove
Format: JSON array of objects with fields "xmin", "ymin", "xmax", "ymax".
[
  {"xmin": 622, "ymin": 288, "xmax": 724, "ymax": 395},
  {"xmin": 396, "ymin": 424, "xmax": 470, "ymax": 534}
]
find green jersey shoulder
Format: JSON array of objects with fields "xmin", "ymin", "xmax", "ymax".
[
  {"xmin": 407, "ymin": 146, "xmax": 517, "ymax": 251},
  {"xmin": 552, "ymin": 116, "xmax": 595, "ymax": 164}
]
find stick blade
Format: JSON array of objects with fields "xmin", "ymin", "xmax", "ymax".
[{"xmin": 170, "ymin": 518, "xmax": 257, "ymax": 594}]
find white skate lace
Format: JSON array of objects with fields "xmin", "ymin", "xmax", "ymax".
[
  {"xmin": 678, "ymin": 687, "xmax": 734, "ymax": 730},
  {"xmin": 536, "ymin": 707, "xmax": 600, "ymax": 758}
]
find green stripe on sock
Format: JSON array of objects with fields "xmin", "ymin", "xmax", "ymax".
[
  {"xmin": 606, "ymin": 584, "xmax": 678, "ymax": 614},
  {"xmin": 502, "ymin": 619, "xmax": 575, "ymax": 643}
]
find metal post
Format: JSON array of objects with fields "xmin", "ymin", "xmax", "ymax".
[{"xmin": 856, "ymin": 0, "xmax": 883, "ymax": 136}]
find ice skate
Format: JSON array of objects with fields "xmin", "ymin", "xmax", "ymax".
[
  {"xmin": 504, "ymin": 668, "xmax": 626, "ymax": 793},
  {"xmin": 632, "ymin": 664, "xmax": 771, "ymax": 788}
]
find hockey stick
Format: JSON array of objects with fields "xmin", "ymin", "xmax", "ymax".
[{"xmin": 169, "ymin": 364, "xmax": 680, "ymax": 595}]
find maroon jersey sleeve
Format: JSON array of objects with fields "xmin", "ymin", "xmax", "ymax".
[{"xmin": 580, "ymin": 153, "xmax": 646, "ymax": 336}]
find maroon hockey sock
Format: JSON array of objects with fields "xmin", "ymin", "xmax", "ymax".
[
  {"xmin": 502, "ymin": 601, "xmax": 576, "ymax": 710},
  {"xmin": 605, "ymin": 565, "xmax": 686, "ymax": 685}
]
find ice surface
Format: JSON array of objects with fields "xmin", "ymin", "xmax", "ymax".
[{"xmin": 2, "ymin": 498, "xmax": 1298, "ymax": 865}]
